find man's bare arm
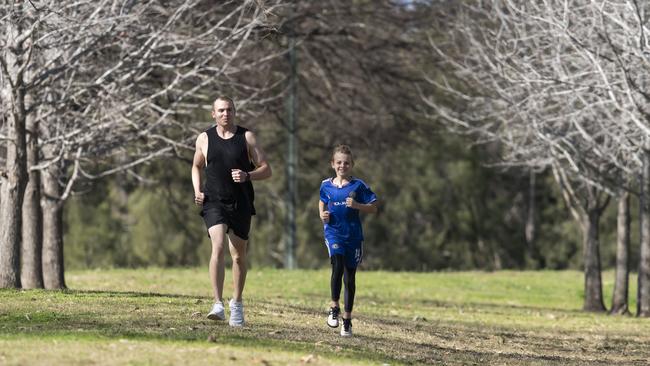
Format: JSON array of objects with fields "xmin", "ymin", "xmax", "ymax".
[
  {"xmin": 192, "ymin": 133, "xmax": 207, "ymax": 204},
  {"xmin": 244, "ymin": 130, "xmax": 272, "ymax": 180}
]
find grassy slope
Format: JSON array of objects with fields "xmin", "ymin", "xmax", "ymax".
[{"xmin": 1, "ymin": 268, "xmax": 649, "ymax": 365}]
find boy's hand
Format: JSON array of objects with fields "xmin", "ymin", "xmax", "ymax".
[
  {"xmin": 320, "ymin": 210, "xmax": 330, "ymax": 223},
  {"xmin": 345, "ymin": 197, "xmax": 357, "ymax": 209}
]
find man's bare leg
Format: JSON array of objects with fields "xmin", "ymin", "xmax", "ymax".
[
  {"xmin": 208, "ymin": 224, "xmax": 227, "ymax": 303},
  {"xmin": 227, "ymin": 233, "xmax": 247, "ymax": 302}
]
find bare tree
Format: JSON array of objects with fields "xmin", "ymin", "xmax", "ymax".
[
  {"xmin": 0, "ymin": 5, "xmax": 33, "ymax": 288},
  {"xmin": 424, "ymin": 0, "xmax": 650, "ymax": 312},
  {"xmin": 525, "ymin": 169, "xmax": 543, "ymax": 268},
  {"xmin": 553, "ymin": 164, "xmax": 610, "ymax": 311},
  {"xmin": 1, "ymin": 0, "xmax": 283, "ymax": 288},
  {"xmin": 611, "ymin": 191, "xmax": 631, "ymax": 314},
  {"xmin": 21, "ymin": 82, "xmax": 43, "ymax": 289}
]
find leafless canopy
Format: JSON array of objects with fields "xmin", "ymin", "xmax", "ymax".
[
  {"xmin": 1, "ymin": 0, "xmax": 284, "ymax": 192},
  {"xmin": 425, "ymin": 0, "xmax": 650, "ymax": 193}
]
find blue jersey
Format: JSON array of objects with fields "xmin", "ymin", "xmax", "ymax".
[{"xmin": 319, "ymin": 177, "xmax": 377, "ymax": 242}]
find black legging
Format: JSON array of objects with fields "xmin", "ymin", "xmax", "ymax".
[{"xmin": 330, "ymin": 254, "xmax": 357, "ymax": 313}]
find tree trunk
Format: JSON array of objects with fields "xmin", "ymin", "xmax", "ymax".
[
  {"xmin": 610, "ymin": 192, "xmax": 630, "ymax": 315},
  {"xmin": 554, "ymin": 165, "xmax": 607, "ymax": 312},
  {"xmin": 582, "ymin": 205, "xmax": 606, "ymax": 312},
  {"xmin": 41, "ymin": 163, "xmax": 66, "ymax": 289},
  {"xmin": 525, "ymin": 169, "xmax": 542, "ymax": 268},
  {"xmin": 638, "ymin": 148, "xmax": 650, "ymax": 316},
  {"xmin": 0, "ymin": 20, "xmax": 29, "ymax": 288},
  {"xmin": 0, "ymin": 105, "xmax": 27, "ymax": 288},
  {"xmin": 20, "ymin": 104, "xmax": 44, "ymax": 289}
]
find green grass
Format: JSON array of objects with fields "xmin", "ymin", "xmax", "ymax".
[{"xmin": 1, "ymin": 268, "xmax": 649, "ymax": 365}]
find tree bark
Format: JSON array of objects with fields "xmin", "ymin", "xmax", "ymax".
[
  {"xmin": 638, "ymin": 148, "xmax": 650, "ymax": 316},
  {"xmin": 552, "ymin": 165, "xmax": 607, "ymax": 312},
  {"xmin": 41, "ymin": 161, "xmax": 66, "ymax": 289},
  {"xmin": 0, "ymin": 20, "xmax": 29, "ymax": 289},
  {"xmin": 20, "ymin": 102, "xmax": 44, "ymax": 289},
  {"xmin": 610, "ymin": 192, "xmax": 630, "ymax": 315},
  {"xmin": 0, "ymin": 101, "xmax": 27, "ymax": 289},
  {"xmin": 581, "ymin": 191, "xmax": 607, "ymax": 312},
  {"xmin": 525, "ymin": 169, "xmax": 542, "ymax": 268}
]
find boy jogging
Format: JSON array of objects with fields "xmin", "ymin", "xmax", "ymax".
[{"xmin": 318, "ymin": 144, "xmax": 377, "ymax": 336}]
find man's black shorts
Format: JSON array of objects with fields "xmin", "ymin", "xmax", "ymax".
[{"xmin": 200, "ymin": 196, "xmax": 252, "ymax": 240}]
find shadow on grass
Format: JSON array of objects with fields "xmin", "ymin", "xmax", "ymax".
[
  {"xmin": 272, "ymin": 292, "xmax": 588, "ymax": 315},
  {"xmin": 68, "ymin": 289, "xmax": 203, "ymax": 299},
  {"xmin": 0, "ymin": 288, "xmax": 203, "ymax": 299},
  {"xmin": 259, "ymin": 301, "xmax": 649, "ymax": 365}
]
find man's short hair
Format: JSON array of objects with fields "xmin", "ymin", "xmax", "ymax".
[{"xmin": 213, "ymin": 96, "xmax": 236, "ymax": 114}]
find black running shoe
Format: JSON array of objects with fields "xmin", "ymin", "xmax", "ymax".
[
  {"xmin": 340, "ymin": 317, "xmax": 352, "ymax": 337},
  {"xmin": 327, "ymin": 306, "xmax": 340, "ymax": 328}
]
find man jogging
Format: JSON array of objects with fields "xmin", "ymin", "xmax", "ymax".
[{"xmin": 192, "ymin": 96, "xmax": 272, "ymax": 326}]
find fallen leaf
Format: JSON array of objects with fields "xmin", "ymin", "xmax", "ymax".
[
  {"xmin": 300, "ymin": 354, "xmax": 316, "ymax": 363},
  {"xmin": 253, "ymin": 358, "xmax": 271, "ymax": 366}
]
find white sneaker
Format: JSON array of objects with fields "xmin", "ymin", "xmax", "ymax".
[
  {"xmin": 327, "ymin": 306, "xmax": 340, "ymax": 328},
  {"xmin": 229, "ymin": 299, "xmax": 245, "ymax": 327},
  {"xmin": 340, "ymin": 318, "xmax": 352, "ymax": 337},
  {"xmin": 207, "ymin": 301, "xmax": 225, "ymax": 321}
]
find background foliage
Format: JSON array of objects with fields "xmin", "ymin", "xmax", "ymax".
[
  {"xmin": 63, "ymin": 126, "xmax": 637, "ymax": 271},
  {"xmin": 56, "ymin": 0, "xmax": 641, "ymax": 272}
]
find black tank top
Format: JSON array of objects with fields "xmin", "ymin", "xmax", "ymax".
[{"xmin": 203, "ymin": 125, "xmax": 255, "ymax": 213}]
